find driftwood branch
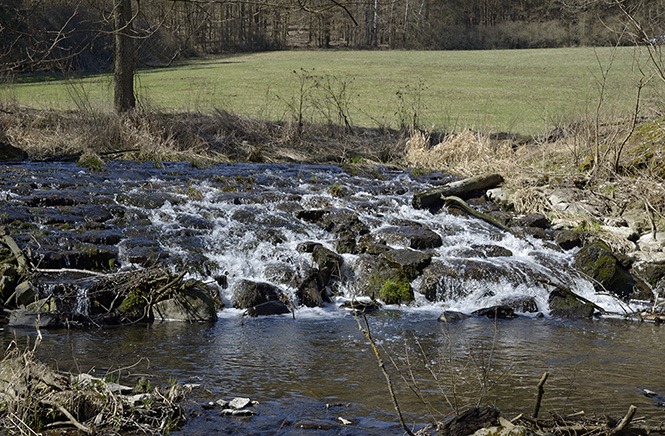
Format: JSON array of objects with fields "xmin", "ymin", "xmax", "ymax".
[
  {"xmin": 533, "ymin": 372, "xmax": 549, "ymax": 419},
  {"xmin": 611, "ymin": 405, "xmax": 637, "ymax": 434},
  {"xmin": 36, "ymin": 268, "xmax": 107, "ymax": 277},
  {"xmin": 443, "ymin": 196, "xmax": 515, "ymax": 234}
]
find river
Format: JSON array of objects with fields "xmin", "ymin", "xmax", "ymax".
[{"xmin": 1, "ymin": 161, "xmax": 663, "ymax": 434}]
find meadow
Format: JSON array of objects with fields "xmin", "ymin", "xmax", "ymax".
[{"xmin": 3, "ymin": 47, "xmax": 658, "ymax": 136}]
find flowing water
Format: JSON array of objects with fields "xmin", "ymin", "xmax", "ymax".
[{"xmin": 1, "ymin": 162, "xmax": 664, "ymax": 434}]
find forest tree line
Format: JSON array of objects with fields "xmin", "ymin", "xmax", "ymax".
[{"xmin": 1, "ymin": 0, "xmax": 664, "ymax": 75}]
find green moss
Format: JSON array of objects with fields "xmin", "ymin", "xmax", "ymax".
[
  {"xmin": 329, "ymin": 183, "xmax": 344, "ymax": 198},
  {"xmin": 574, "ymin": 240, "xmax": 631, "ymax": 299},
  {"xmin": 118, "ymin": 289, "xmax": 147, "ymax": 317},
  {"xmin": 76, "ymin": 151, "xmax": 105, "ymax": 171},
  {"xmin": 379, "ymin": 277, "xmax": 413, "ymax": 305}
]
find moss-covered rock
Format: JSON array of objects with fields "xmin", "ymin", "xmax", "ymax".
[
  {"xmin": 379, "ymin": 248, "xmax": 432, "ymax": 281},
  {"xmin": 548, "ymin": 289, "xmax": 595, "ymax": 318},
  {"xmin": 378, "ymin": 277, "xmax": 413, "ymax": 304},
  {"xmin": 118, "ymin": 289, "xmax": 149, "ymax": 319},
  {"xmin": 574, "ymin": 240, "xmax": 634, "ymax": 300},
  {"xmin": 353, "ymin": 255, "xmax": 414, "ymax": 304},
  {"xmin": 14, "ymin": 281, "xmax": 38, "ymax": 307},
  {"xmin": 153, "ymin": 287, "xmax": 218, "ymax": 322}
]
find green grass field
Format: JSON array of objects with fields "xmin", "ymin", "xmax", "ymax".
[{"xmin": 3, "ymin": 47, "xmax": 657, "ymax": 135}]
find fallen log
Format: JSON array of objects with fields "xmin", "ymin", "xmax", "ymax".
[{"xmin": 412, "ymin": 173, "xmax": 504, "ymax": 211}]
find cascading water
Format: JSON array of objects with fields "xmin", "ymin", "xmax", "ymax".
[
  {"xmin": 0, "ymin": 161, "xmax": 628, "ymax": 316},
  {"xmin": 2, "ymin": 162, "xmax": 664, "ymax": 435},
  {"xmin": 103, "ymin": 162, "xmax": 624, "ymax": 316}
]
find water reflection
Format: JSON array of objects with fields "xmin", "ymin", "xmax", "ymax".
[{"xmin": 4, "ymin": 314, "xmax": 665, "ymax": 434}]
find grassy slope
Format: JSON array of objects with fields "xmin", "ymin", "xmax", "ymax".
[{"xmin": 5, "ymin": 47, "xmax": 654, "ymax": 135}]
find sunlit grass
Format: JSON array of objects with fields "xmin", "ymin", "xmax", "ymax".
[{"xmin": 4, "ymin": 47, "xmax": 657, "ymax": 135}]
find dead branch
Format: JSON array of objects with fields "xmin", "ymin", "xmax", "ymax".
[
  {"xmin": 532, "ymin": 372, "xmax": 549, "ymax": 419},
  {"xmin": 42, "ymin": 400, "xmax": 93, "ymax": 434},
  {"xmin": 36, "ymin": 268, "xmax": 107, "ymax": 277},
  {"xmin": 611, "ymin": 405, "xmax": 637, "ymax": 434},
  {"xmin": 355, "ymin": 314, "xmax": 416, "ymax": 436}
]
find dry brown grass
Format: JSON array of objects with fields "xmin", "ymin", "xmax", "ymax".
[
  {"xmin": 0, "ymin": 105, "xmax": 408, "ymax": 165},
  {"xmin": 1, "ymin": 103, "xmax": 664, "ymax": 230},
  {"xmin": 405, "ymin": 129, "xmax": 515, "ymax": 177},
  {"xmin": 404, "ymin": 117, "xmax": 665, "ymax": 231}
]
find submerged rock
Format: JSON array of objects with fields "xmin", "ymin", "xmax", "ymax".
[
  {"xmin": 472, "ymin": 305, "xmax": 517, "ymax": 319},
  {"xmin": 9, "ymin": 297, "xmax": 59, "ymax": 328},
  {"xmin": 499, "ymin": 296, "xmax": 538, "ymax": 313},
  {"xmin": 340, "ymin": 300, "xmax": 381, "ymax": 314},
  {"xmin": 438, "ymin": 311, "xmax": 471, "ymax": 323},
  {"xmin": 419, "ymin": 259, "xmax": 535, "ymax": 303}
]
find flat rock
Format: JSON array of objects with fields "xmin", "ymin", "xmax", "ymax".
[
  {"xmin": 8, "ymin": 310, "xmax": 58, "ymax": 328},
  {"xmin": 373, "ymin": 225, "xmax": 442, "ymax": 250}
]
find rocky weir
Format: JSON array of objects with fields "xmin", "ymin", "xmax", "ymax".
[
  {"xmin": 4, "ymin": 161, "xmax": 665, "ymax": 435},
  {"xmin": 0, "ymin": 161, "xmax": 664, "ymax": 327}
]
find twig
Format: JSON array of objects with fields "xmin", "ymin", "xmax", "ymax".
[
  {"xmin": 42, "ymin": 401, "xmax": 92, "ymax": 434},
  {"xmin": 36, "ymin": 267, "xmax": 107, "ymax": 277},
  {"xmin": 532, "ymin": 372, "xmax": 549, "ymax": 419},
  {"xmin": 355, "ymin": 314, "xmax": 416, "ymax": 436}
]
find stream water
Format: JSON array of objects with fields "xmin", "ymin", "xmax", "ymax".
[{"xmin": 1, "ymin": 162, "xmax": 664, "ymax": 434}]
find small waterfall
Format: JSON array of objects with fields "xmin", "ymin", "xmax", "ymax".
[
  {"xmin": 0, "ymin": 161, "xmax": 629, "ymax": 317},
  {"xmin": 104, "ymin": 163, "xmax": 624, "ymax": 316}
]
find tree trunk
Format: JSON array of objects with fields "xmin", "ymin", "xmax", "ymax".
[{"xmin": 114, "ymin": 0, "xmax": 135, "ymax": 113}]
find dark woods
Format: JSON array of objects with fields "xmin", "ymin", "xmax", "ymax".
[{"xmin": 1, "ymin": 0, "xmax": 664, "ymax": 76}]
